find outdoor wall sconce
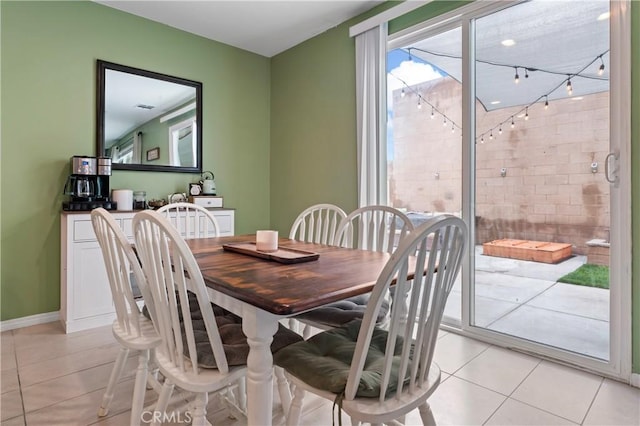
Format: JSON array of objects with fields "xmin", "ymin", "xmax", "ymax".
[
  {"xmin": 500, "ymin": 167, "xmax": 507, "ymax": 177},
  {"xmin": 591, "ymin": 162, "xmax": 598, "ymax": 173}
]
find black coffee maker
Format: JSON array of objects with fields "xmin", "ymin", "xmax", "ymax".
[{"xmin": 63, "ymin": 156, "xmax": 117, "ymax": 211}]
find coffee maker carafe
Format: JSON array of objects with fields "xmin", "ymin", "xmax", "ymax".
[{"xmin": 62, "ymin": 156, "xmax": 116, "ymax": 211}]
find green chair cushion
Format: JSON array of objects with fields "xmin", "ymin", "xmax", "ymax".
[
  {"xmin": 144, "ymin": 292, "xmax": 303, "ymax": 369},
  {"xmin": 273, "ymin": 319, "xmax": 410, "ymax": 398}
]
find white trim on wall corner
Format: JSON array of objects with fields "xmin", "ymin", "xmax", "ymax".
[
  {"xmin": 631, "ymin": 373, "xmax": 640, "ymax": 389},
  {"xmin": 349, "ymin": 0, "xmax": 432, "ymax": 37},
  {"xmin": 0, "ymin": 311, "xmax": 59, "ymax": 332}
]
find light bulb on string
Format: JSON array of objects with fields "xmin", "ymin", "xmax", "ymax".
[
  {"xmin": 451, "ymin": 124, "xmax": 455, "ymax": 133},
  {"xmin": 443, "ymin": 117, "xmax": 447, "ymax": 127},
  {"xmin": 430, "ymin": 107, "xmax": 435, "ymax": 119},
  {"xmin": 525, "ymin": 107, "xmax": 529, "ymax": 120},
  {"xmin": 525, "ymin": 68, "xmax": 529, "ymax": 79},
  {"xmin": 401, "ymin": 87, "xmax": 405, "ymax": 98},
  {"xmin": 417, "ymin": 97, "xmax": 422, "ymax": 110},
  {"xmin": 511, "ymin": 116, "xmax": 515, "ymax": 128},
  {"xmin": 598, "ymin": 56, "xmax": 605, "ymax": 76},
  {"xmin": 566, "ymin": 77, "xmax": 573, "ymax": 95},
  {"xmin": 490, "ymin": 130, "xmax": 494, "ymax": 140},
  {"xmin": 498, "ymin": 125, "xmax": 503, "ymax": 135},
  {"xmin": 480, "ymin": 135, "xmax": 485, "ymax": 144},
  {"xmin": 514, "ymin": 67, "xmax": 520, "ymax": 84},
  {"xmin": 544, "ymin": 96, "xmax": 549, "ymax": 110}
]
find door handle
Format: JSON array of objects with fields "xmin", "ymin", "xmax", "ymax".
[{"xmin": 604, "ymin": 152, "xmax": 618, "ymax": 184}]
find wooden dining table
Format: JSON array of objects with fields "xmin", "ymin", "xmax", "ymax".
[{"xmin": 186, "ymin": 234, "xmax": 393, "ymax": 425}]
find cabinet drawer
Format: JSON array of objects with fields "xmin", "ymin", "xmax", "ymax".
[
  {"xmin": 191, "ymin": 196, "xmax": 223, "ymax": 208},
  {"xmin": 73, "ymin": 220, "xmax": 96, "ymax": 242}
]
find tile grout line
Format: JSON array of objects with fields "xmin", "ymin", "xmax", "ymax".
[{"xmin": 578, "ymin": 376, "xmax": 605, "ymax": 425}]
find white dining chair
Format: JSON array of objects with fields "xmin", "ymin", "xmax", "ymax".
[
  {"xmin": 91, "ymin": 208, "xmax": 162, "ymax": 425},
  {"xmin": 133, "ymin": 210, "xmax": 302, "ymax": 425},
  {"xmin": 294, "ymin": 205, "xmax": 414, "ymax": 338},
  {"xmin": 289, "ymin": 203, "xmax": 347, "ymax": 245},
  {"xmin": 275, "ymin": 215, "xmax": 468, "ymax": 426},
  {"xmin": 157, "ymin": 202, "xmax": 220, "ymax": 239}
]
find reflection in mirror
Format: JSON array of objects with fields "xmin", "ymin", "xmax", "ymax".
[{"xmin": 97, "ymin": 60, "xmax": 202, "ymax": 173}]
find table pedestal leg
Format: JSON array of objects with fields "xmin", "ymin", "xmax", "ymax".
[{"xmin": 242, "ymin": 308, "xmax": 278, "ymax": 426}]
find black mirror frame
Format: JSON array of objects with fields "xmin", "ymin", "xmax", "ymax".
[{"xmin": 96, "ymin": 59, "xmax": 203, "ymax": 173}]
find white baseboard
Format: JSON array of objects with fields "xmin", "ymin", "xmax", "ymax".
[
  {"xmin": 631, "ymin": 373, "xmax": 640, "ymax": 388},
  {"xmin": 1, "ymin": 311, "xmax": 60, "ymax": 332}
]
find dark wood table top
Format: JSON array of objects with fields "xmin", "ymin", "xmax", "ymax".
[{"xmin": 187, "ymin": 235, "xmax": 392, "ymax": 316}]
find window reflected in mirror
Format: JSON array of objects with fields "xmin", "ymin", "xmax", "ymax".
[{"xmin": 97, "ymin": 60, "xmax": 202, "ymax": 173}]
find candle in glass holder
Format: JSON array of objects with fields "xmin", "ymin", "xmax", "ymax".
[{"xmin": 256, "ymin": 230, "xmax": 278, "ymax": 252}]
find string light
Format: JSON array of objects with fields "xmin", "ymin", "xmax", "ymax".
[
  {"xmin": 490, "ymin": 130, "xmax": 494, "ymax": 140},
  {"xmin": 544, "ymin": 96, "xmax": 549, "ymax": 109},
  {"xmin": 498, "ymin": 125, "xmax": 503, "ymax": 135},
  {"xmin": 598, "ymin": 56, "xmax": 605, "ymax": 76},
  {"xmin": 443, "ymin": 117, "xmax": 447, "ymax": 126},
  {"xmin": 417, "ymin": 96, "xmax": 422, "ymax": 109},
  {"xmin": 566, "ymin": 77, "xmax": 573, "ymax": 95},
  {"xmin": 525, "ymin": 68, "xmax": 529, "ymax": 79},
  {"xmin": 451, "ymin": 124, "xmax": 455, "ymax": 133},
  {"xmin": 480, "ymin": 135, "xmax": 485, "ymax": 144},
  {"xmin": 401, "ymin": 87, "xmax": 405, "ymax": 98},
  {"xmin": 525, "ymin": 107, "xmax": 529, "ymax": 120},
  {"xmin": 514, "ymin": 67, "xmax": 520, "ymax": 84},
  {"xmin": 511, "ymin": 116, "xmax": 515, "ymax": 128},
  {"xmin": 430, "ymin": 107, "xmax": 435, "ymax": 119}
]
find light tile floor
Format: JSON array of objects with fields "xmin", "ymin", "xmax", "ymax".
[{"xmin": 2, "ymin": 321, "xmax": 639, "ymax": 425}]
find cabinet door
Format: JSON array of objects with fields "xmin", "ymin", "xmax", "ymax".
[
  {"xmin": 213, "ymin": 211, "xmax": 234, "ymax": 236},
  {"xmin": 72, "ymin": 242, "xmax": 113, "ymax": 320}
]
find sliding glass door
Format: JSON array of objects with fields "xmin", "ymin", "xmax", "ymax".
[{"xmin": 386, "ymin": 0, "xmax": 631, "ymax": 379}]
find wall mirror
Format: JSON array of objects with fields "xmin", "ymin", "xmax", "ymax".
[{"xmin": 96, "ymin": 60, "xmax": 202, "ymax": 173}]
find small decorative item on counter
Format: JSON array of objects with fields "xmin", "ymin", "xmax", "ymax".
[
  {"xmin": 189, "ymin": 182, "xmax": 203, "ymax": 196},
  {"xmin": 168, "ymin": 193, "xmax": 187, "ymax": 203},
  {"xmin": 200, "ymin": 171, "xmax": 216, "ymax": 195},
  {"xmin": 147, "ymin": 199, "xmax": 167, "ymax": 210},
  {"xmin": 133, "ymin": 191, "xmax": 147, "ymax": 210}
]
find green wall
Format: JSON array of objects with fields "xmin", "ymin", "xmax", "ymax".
[
  {"xmin": 270, "ymin": 1, "xmax": 639, "ymax": 374},
  {"xmin": 0, "ymin": 1, "xmax": 272, "ymax": 320}
]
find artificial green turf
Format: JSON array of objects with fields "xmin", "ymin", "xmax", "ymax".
[{"xmin": 557, "ymin": 264, "xmax": 609, "ymax": 289}]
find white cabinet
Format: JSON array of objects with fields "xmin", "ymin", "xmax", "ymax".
[{"xmin": 60, "ymin": 208, "xmax": 235, "ymax": 333}]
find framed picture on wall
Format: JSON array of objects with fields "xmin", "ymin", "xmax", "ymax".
[{"xmin": 146, "ymin": 147, "xmax": 160, "ymax": 161}]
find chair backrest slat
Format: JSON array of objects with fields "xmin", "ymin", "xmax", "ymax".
[
  {"xmin": 91, "ymin": 208, "xmax": 156, "ymax": 336},
  {"xmin": 343, "ymin": 215, "xmax": 468, "ymax": 402},
  {"xmin": 335, "ymin": 205, "xmax": 414, "ymax": 254},
  {"xmin": 157, "ymin": 202, "xmax": 220, "ymax": 239},
  {"xmin": 133, "ymin": 210, "xmax": 229, "ymax": 375},
  {"xmin": 289, "ymin": 204, "xmax": 347, "ymax": 245}
]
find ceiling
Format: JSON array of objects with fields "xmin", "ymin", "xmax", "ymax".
[{"xmin": 94, "ymin": 0, "xmax": 383, "ymax": 57}]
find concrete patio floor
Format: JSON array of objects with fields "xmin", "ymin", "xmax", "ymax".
[{"xmin": 444, "ymin": 246, "xmax": 610, "ymax": 360}]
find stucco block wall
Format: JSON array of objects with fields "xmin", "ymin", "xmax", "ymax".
[{"xmin": 390, "ymin": 78, "xmax": 610, "ymax": 257}]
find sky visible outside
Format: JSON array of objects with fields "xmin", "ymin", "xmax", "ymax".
[{"xmin": 386, "ymin": 49, "xmax": 443, "ymax": 160}]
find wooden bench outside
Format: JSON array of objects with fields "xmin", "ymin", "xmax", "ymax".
[{"xmin": 482, "ymin": 239, "xmax": 572, "ymax": 264}]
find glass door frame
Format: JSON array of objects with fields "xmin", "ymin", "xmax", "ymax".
[{"xmin": 388, "ymin": 0, "xmax": 632, "ymax": 381}]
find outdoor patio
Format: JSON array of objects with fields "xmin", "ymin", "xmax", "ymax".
[{"xmin": 444, "ymin": 247, "xmax": 610, "ymax": 360}]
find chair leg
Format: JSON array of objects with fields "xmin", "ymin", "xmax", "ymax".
[
  {"xmin": 286, "ymin": 385, "xmax": 305, "ymax": 426},
  {"xmin": 98, "ymin": 346, "xmax": 130, "ymax": 417},
  {"xmin": 418, "ymin": 401, "xmax": 436, "ymax": 426},
  {"xmin": 130, "ymin": 349, "xmax": 150, "ymax": 426},
  {"xmin": 237, "ymin": 377, "xmax": 247, "ymax": 412},
  {"xmin": 151, "ymin": 379, "xmax": 175, "ymax": 426},
  {"xmin": 191, "ymin": 392, "xmax": 209, "ymax": 426},
  {"xmin": 275, "ymin": 367, "xmax": 291, "ymax": 416}
]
